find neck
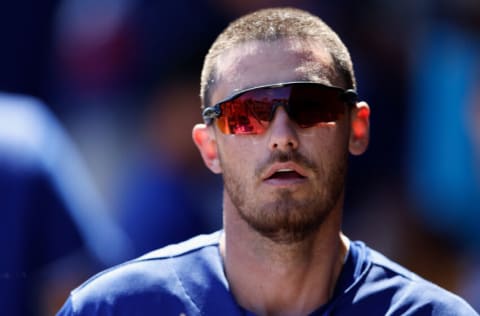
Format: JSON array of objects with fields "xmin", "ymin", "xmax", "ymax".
[{"xmin": 220, "ymin": 193, "xmax": 349, "ymax": 316}]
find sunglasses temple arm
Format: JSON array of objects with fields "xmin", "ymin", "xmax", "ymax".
[
  {"xmin": 202, "ymin": 106, "xmax": 221, "ymax": 125},
  {"xmin": 343, "ymin": 90, "xmax": 358, "ymax": 105}
]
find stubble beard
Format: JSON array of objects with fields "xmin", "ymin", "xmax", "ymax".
[{"xmin": 222, "ymin": 151, "xmax": 348, "ymax": 244}]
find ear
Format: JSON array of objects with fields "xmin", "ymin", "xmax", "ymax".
[
  {"xmin": 192, "ymin": 123, "xmax": 222, "ymax": 174},
  {"xmin": 349, "ymin": 101, "xmax": 370, "ymax": 156}
]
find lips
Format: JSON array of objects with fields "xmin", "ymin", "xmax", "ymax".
[
  {"xmin": 262, "ymin": 162, "xmax": 308, "ymax": 181},
  {"xmin": 267, "ymin": 169, "xmax": 305, "ymax": 180}
]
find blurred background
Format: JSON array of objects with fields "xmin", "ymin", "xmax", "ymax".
[{"xmin": 0, "ymin": 0, "xmax": 478, "ymax": 314}]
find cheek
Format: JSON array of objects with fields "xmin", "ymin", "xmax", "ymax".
[
  {"xmin": 302, "ymin": 132, "xmax": 349, "ymax": 177},
  {"xmin": 217, "ymin": 137, "xmax": 260, "ymax": 176},
  {"xmin": 308, "ymin": 132, "xmax": 349, "ymax": 182},
  {"xmin": 306, "ymin": 124, "xmax": 350, "ymax": 154}
]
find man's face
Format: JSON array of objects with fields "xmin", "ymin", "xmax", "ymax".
[{"xmin": 209, "ymin": 39, "xmax": 353, "ymax": 243}]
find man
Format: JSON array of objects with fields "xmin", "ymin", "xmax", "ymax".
[{"xmin": 57, "ymin": 7, "xmax": 478, "ymax": 315}]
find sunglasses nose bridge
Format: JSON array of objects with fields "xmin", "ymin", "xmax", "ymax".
[{"xmin": 269, "ymin": 100, "xmax": 289, "ymax": 121}]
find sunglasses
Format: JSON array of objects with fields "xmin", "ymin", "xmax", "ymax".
[{"xmin": 202, "ymin": 81, "xmax": 358, "ymax": 135}]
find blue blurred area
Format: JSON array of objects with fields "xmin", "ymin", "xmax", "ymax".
[
  {"xmin": 113, "ymin": 76, "xmax": 223, "ymax": 257},
  {"xmin": 0, "ymin": 0, "xmax": 479, "ymax": 313},
  {"xmin": 408, "ymin": 20, "xmax": 480, "ymax": 250},
  {"xmin": 0, "ymin": 94, "xmax": 133, "ymax": 315}
]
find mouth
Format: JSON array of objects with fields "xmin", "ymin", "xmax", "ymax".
[
  {"xmin": 266, "ymin": 169, "xmax": 306, "ymax": 180},
  {"xmin": 262, "ymin": 163, "xmax": 308, "ymax": 186}
]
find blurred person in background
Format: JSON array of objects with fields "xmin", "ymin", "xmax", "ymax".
[
  {"xmin": 406, "ymin": 0, "xmax": 480, "ymax": 309},
  {"xmin": 407, "ymin": 0, "xmax": 480, "ymax": 252},
  {"xmin": 0, "ymin": 93, "xmax": 132, "ymax": 315},
  {"xmin": 57, "ymin": 8, "xmax": 477, "ymax": 315}
]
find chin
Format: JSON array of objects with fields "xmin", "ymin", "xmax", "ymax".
[{"xmin": 238, "ymin": 191, "xmax": 334, "ymax": 244}]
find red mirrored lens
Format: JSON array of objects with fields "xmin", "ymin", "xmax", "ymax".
[
  {"xmin": 217, "ymin": 87, "xmax": 290, "ymax": 134},
  {"xmin": 216, "ymin": 83, "xmax": 347, "ymax": 134}
]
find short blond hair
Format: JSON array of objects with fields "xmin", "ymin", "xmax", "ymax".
[{"xmin": 200, "ymin": 7, "xmax": 356, "ymax": 108}]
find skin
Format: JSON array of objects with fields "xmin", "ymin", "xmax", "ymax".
[{"xmin": 193, "ymin": 38, "xmax": 370, "ymax": 316}]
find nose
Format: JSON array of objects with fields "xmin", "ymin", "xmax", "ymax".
[{"xmin": 267, "ymin": 107, "xmax": 299, "ymax": 151}]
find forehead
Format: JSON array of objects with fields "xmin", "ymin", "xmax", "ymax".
[{"xmin": 212, "ymin": 38, "xmax": 337, "ymax": 103}]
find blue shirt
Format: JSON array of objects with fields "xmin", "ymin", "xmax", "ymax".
[{"xmin": 57, "ymin": 231, "xmax": 478, "ymax": 315}]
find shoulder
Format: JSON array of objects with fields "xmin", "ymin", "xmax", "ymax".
[
  {"xmin": 350, "ymin": 242, "xmax": 478, "ymax": 315},
  {"xmin": 59, "ymin": 232, "xmax": 223, "ymax": 315},
  {"xmin": 136, "ymin": 230, "xmax": 221, "ymax": 260}
]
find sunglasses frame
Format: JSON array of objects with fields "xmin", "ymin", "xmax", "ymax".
[{"xmin": 202, "ymin": 81, "xmax": 358, "ymax": 132}]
